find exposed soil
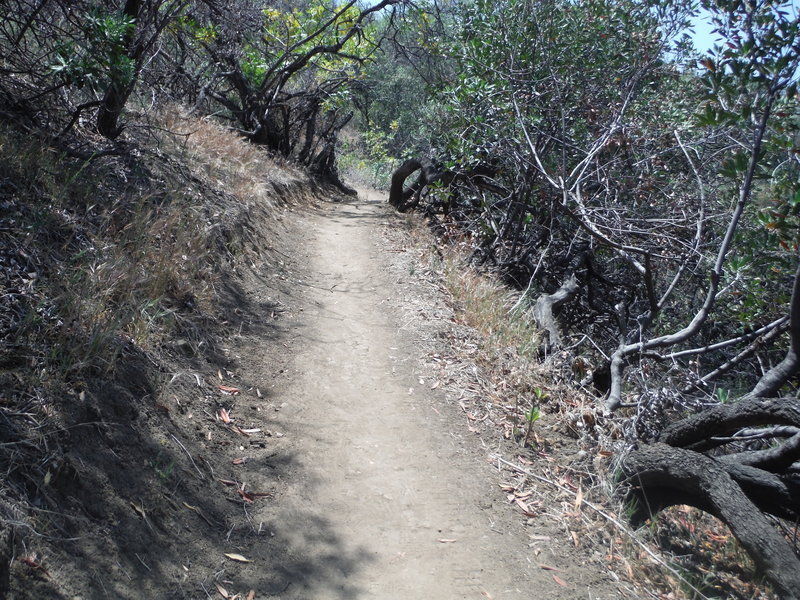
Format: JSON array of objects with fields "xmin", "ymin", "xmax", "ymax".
[{"xmin": 8, "ymin": 189, "xmax": 626, "ymax": 599}]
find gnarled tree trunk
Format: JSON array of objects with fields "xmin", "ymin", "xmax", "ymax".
[
  {"xmin": 532, "ymin": 274, "xmax": 579, "ymax": 349},
  {"xmin": 621, "ymin": 398, "xmax": 800, "ymax": 598},
  {"xmin": 96, "ymin": 0, "xmax": 143, "ymax": 138}
]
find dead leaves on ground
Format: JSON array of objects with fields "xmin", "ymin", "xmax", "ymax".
[
  {"xmin": 20, "ymin": 555, "xmax": 49, "ymax": 577},
  {"xmin": 182, "ymin": 502, "xmax": 218, "ymax": 527},
  {"xmin": 224, "ymin": 553, "xmax": 251, "ymax": 563},
  {"xmin": 500, "ymin": 485, "xmax": 540, "ymax": 518},
  {"xmin": 536, "ymin": 565, "xmax": 570, "ymax": 587},
  {"xmin": 215, "ymin": 582, "xmax": 257, "ymax": 599},
  {"xmin": 215, "ymin": 407, "xmax": 264, "ymax": 437},
  {"xmin": 218, "ymin": 478, "xmax": 272, "ymax": 503},
  {"xmin": 191, "ymin": 373, "xmax": 274, "ymax": 514}
]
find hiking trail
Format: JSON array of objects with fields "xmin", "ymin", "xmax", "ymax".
[{"xmin": 230, "ymin": 191, "xmax": 620, "ymax": 599}]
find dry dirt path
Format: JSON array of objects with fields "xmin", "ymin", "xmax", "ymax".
[{"xmin": 240, "ymin": 192, "xmax": 621, "ymax": 600}]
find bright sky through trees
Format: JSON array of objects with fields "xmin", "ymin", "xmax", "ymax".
[{"xmin": 689, "ymin": 0, "xmax": 800, "ymax": 52}]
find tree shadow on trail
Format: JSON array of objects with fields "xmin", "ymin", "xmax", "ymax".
[{"xmin": 5, "ymin": 259, "xmax": 375, "ymax": 599}]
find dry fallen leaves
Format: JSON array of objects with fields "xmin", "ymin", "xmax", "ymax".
[
  {"xmin": 183, "ymin": 502, "xmax": 217, "ymax": 527},
  {"xmin": 130, "ymin": 502, "xmax": 146, "ymax": 519},
  {"xmin": 574, "ymin": 485, "xmax": 584, "ymax": 511},
  {"xmin": 570, "ymin": 530, "xmax": 580, "ymax": 547},
  {"xmin": 20, "ymin": 556, "xmax": 49, "ymax": 576},
  {"xmin": 224, "ymin": 553, "xmax": 252, "ymax": 563},
  {"xmin": 514, "ymin": 498, "xmax": 537, "ymax": 518},
  {"xmin": 220, "ymin": 479, "xmax": 272, "ymax": 502},
  {"xmin": 237, "ymin": 488, "xmax": 272, "ymax": 502}
]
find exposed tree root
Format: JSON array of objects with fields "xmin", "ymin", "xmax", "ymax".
[{"xmin": 621, "ymin": 399, "xmax": 800, "ymax": 599}]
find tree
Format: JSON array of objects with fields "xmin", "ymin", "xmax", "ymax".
[
  {"xmin": 0, "ymin": 0, "xmax": 186, "ymax": 139},
  {"xmin": 170, "ymin": 0, "xmax": 406, "ymax": 191},
  {"xmin": 388, "ymin": 0, "xmax": 800, "ymax": 591}
]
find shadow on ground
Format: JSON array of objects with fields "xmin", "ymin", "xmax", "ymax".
[{"xmin": 5, "ymin": 206, "xmax": 375, "ymax": 599}]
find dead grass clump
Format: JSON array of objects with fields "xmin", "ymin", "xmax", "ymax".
[
  {"xmin": 2, "ymin": 105, "xmax": 305, "ymax": 407},
  {"xmin": 155, "ymin": 106, "xmax": 307, "ymax": 210},
  {"xmin": 2, "ymin": 139, "xmax": 223, "ymax": 377},
  {"xmin": 442, "ymin": 253, "xmax": 541, "ymax": 358}
]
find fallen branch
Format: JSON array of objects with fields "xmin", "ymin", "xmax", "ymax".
[
  {"xmin": 171, "ymin": 433, "xmax": 206, "ymax": 480},
  {"xmin": 622, "ymin": 443, "xmax": 800, "ymax": 598}
]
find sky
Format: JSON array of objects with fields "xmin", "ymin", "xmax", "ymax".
[
  {"xmin": 688, "ymin": 0, "xmax": 800, "ymax": 53},
  {"xmin": 688, "ymin": 10, "xmax": 718, "ymax": 53}
]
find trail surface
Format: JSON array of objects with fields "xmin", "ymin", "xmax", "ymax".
[
  {"xmin": 232, "ymin": 192, "xmax": 621, "ymax": 600},
  {"xmin": 263, "ymin": 194, "xmax": 531, "ymax": 598}
]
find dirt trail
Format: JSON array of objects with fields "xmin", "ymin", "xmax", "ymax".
[{"xmin": 243, "ymin": 192, "xmax": 605, "ymax": 600}]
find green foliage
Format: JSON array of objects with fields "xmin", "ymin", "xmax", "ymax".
[
  {"xmin": 49, "ymin": 10, "xmax": 136, "ymax": 92},
  {"xmin": 524, "ymin": 405, "xmax": 541, "ymax": 424},
  {"xmin": 394, "ymin": 0, "xmax": 800, "ymax": 405},
  {"xmin": 522, "ymin": 393, "xmax": 543, "ymax": 447},
  {"xmin": 150, "ymin": 451, "xmax": 176, "ymax": 484},
  {"xmin": 693, "ymin": 0, "xmax": 800, "ymax": 342}
]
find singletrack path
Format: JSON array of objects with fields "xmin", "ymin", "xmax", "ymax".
[{"xmin": 247, "ymin": 193, "xmax": 614, "ymax": 599}]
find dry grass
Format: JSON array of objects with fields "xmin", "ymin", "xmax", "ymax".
[
  {"xmin": 2, "ymin": 108, "xmax": 288, "ymax": 377},
  {"xmin": 156, "ymin": 106, "xmax": 304, "ymax": 209},
  {"xmin": 442, "ymin": 253, "xmax": 541, "ymax": 357},
  {"xmin": 395, "ymin": 216, "xmax": 778, "ymax": 600},
  {"xmin": 0, "ymin": 107, "xmax": 315, "ymax": 564}
]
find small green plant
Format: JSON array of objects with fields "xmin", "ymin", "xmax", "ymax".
[
  {"xmin": 521, "ymin": 405, "xmax": 541, "ymax": 447},
  {"xmin": 522, "ymin": 388, "xmax": 547, "ymax": 447},
  {"xmin": 150, "ymin": 453, "xmax": 175, "ymax": 484}
]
